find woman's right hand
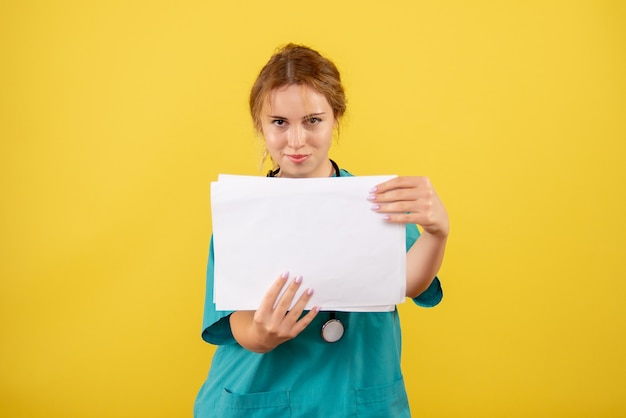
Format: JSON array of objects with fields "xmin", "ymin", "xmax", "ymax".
[{"xmin": 230, "ymin": 272, "xmax": 319, "ymax": 353}]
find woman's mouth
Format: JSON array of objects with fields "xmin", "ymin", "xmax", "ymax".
[{"xmin": 286, "ymin": 154, "xmax": 309, "ymax": 164}]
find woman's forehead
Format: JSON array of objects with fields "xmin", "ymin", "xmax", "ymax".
[{"xmin": 263, "ymin": 84, "xmax": 330, "ymax": 115}]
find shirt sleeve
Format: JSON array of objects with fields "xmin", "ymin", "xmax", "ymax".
[
  {"xmin": 406, "ymin": 224, "xmax": 444, "ymax": 308},
  {"xmin": 200, "ymin": 235, "xmax": 236, "ymax": 345}
]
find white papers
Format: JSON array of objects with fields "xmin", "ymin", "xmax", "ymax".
[{"xmin": 210, "ymin": 174, "xmax": 406, "ymax": 312}]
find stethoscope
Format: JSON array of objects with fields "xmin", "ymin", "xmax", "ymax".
[{"xmin": 267, "ymin": 159, "xmax": 345, "ymax": 343}]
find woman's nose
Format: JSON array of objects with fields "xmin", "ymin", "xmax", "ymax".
[{"xmin": 287, "ymin": 125, "xmax": 306, "ymax": 148}]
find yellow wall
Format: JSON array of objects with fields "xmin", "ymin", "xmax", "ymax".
[{"xmin": 1, "ymin": 1, "xmax": 625, "ymax": 416}]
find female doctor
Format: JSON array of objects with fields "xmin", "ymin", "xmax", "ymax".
[{"xmin": 194, "ymin": 43, "xmax": 449, "ymax": 417}]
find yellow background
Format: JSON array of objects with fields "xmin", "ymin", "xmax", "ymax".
[{"xmin": 1, "ymin": 1, "xmax": 625, "ymax": 417}]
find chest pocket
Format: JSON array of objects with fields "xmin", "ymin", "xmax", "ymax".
[
  {"xmin": 219, "ymin": 388, "xmax": 291, "ymax": 418},
  {"xmin": 355, "ymin": 377, "xmax": 411, "ymax": 418}
]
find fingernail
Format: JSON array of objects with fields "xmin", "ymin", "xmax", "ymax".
[
  {"xmin": 369, "ymin": 186, "xmax": 378, "ymax": 192},
  {"xmin": 306, "ymin": 288, "xmax": 314, "ymax": 296},
  {"xmin": 281, "ymin": 271, "xmax": 289, "ymax": 280},
  {"xmin": 383, "ymin": 215, "xmax": 390, "ymax": 220},
  {"xmin": 294, "ymin": 275, "xmax": 303, "ymax": 284},
  {"xmin": 367, "ymin": 194, "xmax": 376, "ymax": 201},
  {"xmin": 371, "ymin": 204, "xmax": 380, "ymax": 210},
  {"xmin": 312, "ymin": 306, "xmax": 320, "ymax": 313}
]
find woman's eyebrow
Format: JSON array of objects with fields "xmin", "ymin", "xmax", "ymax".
[
  {"xmin": 265, "ymin": 112, "xmax": 326, "ymax": 120},
  {"xmin": 302, "ymin": 112, "xmax": 326, "ymax": 120}
]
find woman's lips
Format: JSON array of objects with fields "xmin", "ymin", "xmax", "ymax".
[{"xmin": 286, "ymin": 154, "xmax": 309, "ymax": 164}]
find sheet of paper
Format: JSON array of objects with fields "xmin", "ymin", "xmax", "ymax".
[{"xmin": 210, "ymin": 175, "xmax": 406, "ymax": 312}]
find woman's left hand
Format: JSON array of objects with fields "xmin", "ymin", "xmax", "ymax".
[{"xmin": 369, "ymin": 176, "xmax": 449, "ymax": 238}]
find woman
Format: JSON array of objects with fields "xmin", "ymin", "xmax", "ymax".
[{"xmin": 195, "ymin": 44, "xmax": 449, "ymax": 417}]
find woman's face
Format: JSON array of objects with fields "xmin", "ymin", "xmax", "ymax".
[{"xmin": 261, "ymin": 84, "xmax": 336, "ymax": 178}]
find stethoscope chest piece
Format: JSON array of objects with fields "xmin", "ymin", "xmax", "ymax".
[{"xmin": 321, "ymin": 316, "xmax": 344, "ymax": 343}]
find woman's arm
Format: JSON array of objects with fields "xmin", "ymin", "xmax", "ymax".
[
  {"xmin": 230, "ymin": 273, "xmax": 319, "ymax": 353},
  {"xmin": 405, "ymin": 230, "xmax": 447, "ymax": 297},
  {"xmin": 369, "ymin": 176, "xmax": 449, "ymax": 297}
]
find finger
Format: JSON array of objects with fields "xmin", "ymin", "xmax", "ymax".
[
  {"xmin": 370, "ymin": 176, "xmax": 407, "ymax": 193},
  {"xmin": 372, "ymin": 176, "xmax": 427, "ymax": 193},
  {"xmin": 285, "ymin": 287, "xmax": 315, "ymax": 321},
  {"xmin": 369, "ymin": 188, "xmax": 419, "ymax": 203},
  {"xmin": 291, "ymin": 306, "xmax": 320, "ymax": 335},
  {"xmin": 384, "ymin": 209, "xmax": 442, "ymax": 227},
  {"xmin": 380, "ymin": 212, "xmax": 425, "ymax": 224},
  {"xmin": 370, "ymin": 182, "xmax": 433, "ymax": 204},
  {"xmin": 258, "ymin": 272, "xmax": 290, "ymax": 314},
  {"xmin": 273, "ymin": 275, "xmax": 304, "ymax": 316},
  {"xmin": 371, "ymin": 201, "xmax": 425, "ymax": 214}
]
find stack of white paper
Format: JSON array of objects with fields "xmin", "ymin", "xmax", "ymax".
[{"xmin": 210, "ymin": 174, "xmax": 406, "ymax": 312}]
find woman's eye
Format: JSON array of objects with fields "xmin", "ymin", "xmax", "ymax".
[
  {"xmin": 307, "ymin": 117, "xmax": 321, "ymax": 125},
  {"xmin": 272, "ymin": 119, "xmax": 286, "ymax": 126}
]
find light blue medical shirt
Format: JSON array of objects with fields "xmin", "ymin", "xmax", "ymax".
[{"xmin": 195, "ymin": 169, "xmax": 443, "ymax": 418}]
